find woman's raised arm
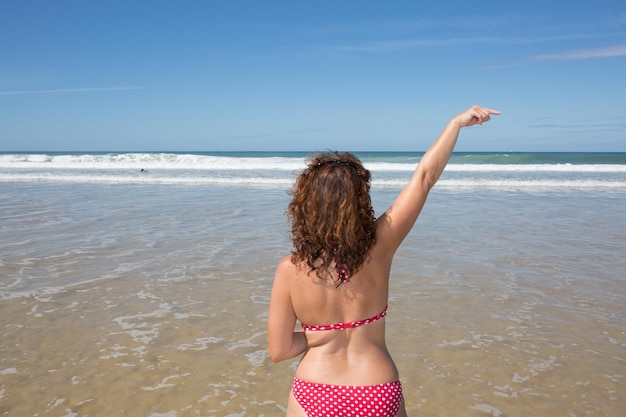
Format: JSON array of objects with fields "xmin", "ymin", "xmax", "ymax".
[{"xmin": 375, "ymin": 105, "xmax": 500, "ymax": 254}]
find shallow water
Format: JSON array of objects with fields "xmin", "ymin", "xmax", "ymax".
[{"xmin": 1, "ymin": 182, "xmax": 624, "ymax": 416}]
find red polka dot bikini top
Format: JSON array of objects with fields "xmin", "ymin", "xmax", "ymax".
[{"xmin": 301, "ymin": 305, "xmax": 388, "ymax": 331}]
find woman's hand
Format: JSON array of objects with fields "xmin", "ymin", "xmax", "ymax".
[{"xmin": 454, "ymin": 105, "xmax": 501, "ymax": 128}]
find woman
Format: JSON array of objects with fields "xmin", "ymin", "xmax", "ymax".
[{"xmin": 268, "ymin": 105, "xmax": 500, "ymax": 416}]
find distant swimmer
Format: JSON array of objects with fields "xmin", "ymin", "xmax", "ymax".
[{"xmin": 140, "ymin": 168, "xmax": 147, "ymax": 172}]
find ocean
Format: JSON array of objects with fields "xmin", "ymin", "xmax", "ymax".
[
  {"xmin": 1, "ymin": 151, "xmax": 625, "ymax": 416},
  {"xmin": 2, "ymin": 151, "xmax": 626, "ymax": 189}
]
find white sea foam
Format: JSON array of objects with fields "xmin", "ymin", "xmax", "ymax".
[
  {"xmin": 177, "ymin": 337, "xmax": 223, "ymax": 351},
  {"xmin": 469, "ymin": 403, "xmax": 503, "ymax": 416},
  {"xmin": 141, "ymin": 373, "xmax": 190, "ymax": 391},
  {"xmin": 0, "ymin": 172, "xmax": 294, "ymax": 186},
  {"xmin": 444, "ymin": 163, "xmax": 626, "ymax": 173},
  {"xmin": 0, "ymin": 153, "xmax": 305, "ymax": 171},
  {"xmin": 1, "ymin": 172, "xmax": 625, "ymax": 189},
  {"xmin": 2, "ymin": 153, "xmax": 625, "ymax": 172},
  {"xmin": 372, "ymin": 162, "xmax": 626, "ymax": 172},
  {"xmin": 2, "ymin": 152, "xmax": 625, "ymax": 190},
  {"xmin": 245, "ymin": 350, "xmax": 268, "ymax": 367},
  {"xmin": 377, "ymin": 178, "xmax": 626, "ymax": 190}
]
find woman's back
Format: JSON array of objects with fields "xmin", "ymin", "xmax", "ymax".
[
  {"xmin": 268, "ymin": 106, "xmax": 500, "ymax": 416},
  {"xmin": 277, "ymin": 236, "xmax": 399, "ymax": 386}
]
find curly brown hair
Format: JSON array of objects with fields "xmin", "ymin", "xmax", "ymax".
[{"xmin": 288, "ymin": 151, "xmax": 376, "ymax": 285}]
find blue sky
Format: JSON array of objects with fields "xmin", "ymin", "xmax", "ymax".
[{"xmin": 1, "ymin": 0, "xmax": 625, "ymax": 152}]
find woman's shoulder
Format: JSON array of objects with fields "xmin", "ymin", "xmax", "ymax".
[
  {"xmin": 275, "ymin": 255, "xmax": 302, "ymax": 282},
  {"xmin": 276, "ymin": 255, "xmax": 295, "ymax": 270}
]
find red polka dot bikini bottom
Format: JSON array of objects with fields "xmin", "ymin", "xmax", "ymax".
[{"xmin": 292, "ymin": 378, "xmax": 403, "ymax": 417}]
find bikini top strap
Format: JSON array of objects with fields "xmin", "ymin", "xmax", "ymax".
[{"xmin": 302, "ymin": 305, "xmax": 388, "ymax": 331}]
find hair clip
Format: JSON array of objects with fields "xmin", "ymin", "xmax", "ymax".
[{"xmin": 314, "ymin": 159, "xmax": 358, "ymax": 170}]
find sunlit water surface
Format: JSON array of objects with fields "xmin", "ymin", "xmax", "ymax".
[{"xmin": 1, "ymin": 182, "xmax": 624, "ymax": 416}]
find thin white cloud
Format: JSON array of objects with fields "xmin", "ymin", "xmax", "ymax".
[
  {"xmin": 332, "ymin": 33, "xmax": 626, "ymax": 53},
  {"xmin": 466, "ymin": 62, "xmax": 524, "ymax": 71},
  {"xmin": 532, "ymin": 44, "xmax": 626, "ymax": 61},
  {"xmin": 305, "ymin": 14, "xmax": 545, "ymax": 38},
  {"xmin": 0, "ymin": 86, "xmax": 145, "ymax": 96},
  {"xmin": 286, "ymin": 128, "xmax": 330, "ymax": 134},
  {"xmin": 469, "ymin": 43, "xmax": 626, "ymax": 70},
  {"xmin": 334, "ymin": 37, "xmax": 481, "ymax": 52}
]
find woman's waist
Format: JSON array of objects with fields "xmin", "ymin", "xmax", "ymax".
[{"xmin": 296, "ymin": 345, "xmax": 398, "ymax": 385}]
